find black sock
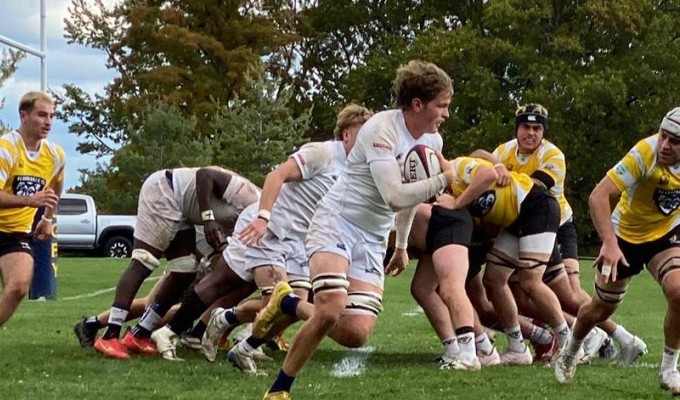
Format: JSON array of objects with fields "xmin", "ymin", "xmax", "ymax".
[
  {"xmin": 280, "ymin": 295, "xmax": 300, "ymax": 317},
  {"xmin": 102, "ymin": 325, "xmax": 121, "ymax": 340},
  {"xmin": 85, "ymin": 316, "xmax": 103, "ymax": 331},
  {"xmin": 270, "ymin": 369, "xmax": 296, "ymax": 393},
  {"xmin": 131, "ymin": 325, "xmax": 151, "ymax": 338},
  {"xmin": 169, "ymin": 287, "xmax": 208, "ymax": 334},
  {"xmin": 246, "ymin": 336, "xmax": 266, "ymax": 350},
  {"xmin": 189, "ymin": 320, "xmax": 207, "ymax": 337}
]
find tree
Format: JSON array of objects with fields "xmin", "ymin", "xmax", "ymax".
[{"xmin": 0, "ymin": 49, "xmax": 26, "ymax": 134}]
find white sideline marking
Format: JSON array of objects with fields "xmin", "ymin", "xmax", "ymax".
[
  {"xmin": 62, "ymin": 276, "xmax": 162, "ymax": 300},
  {"xmin": 402, "ymin": 306, "xmax": 424, "ymax": 317},
  {"xmin": 331, "ymin": 346, "xmax": 375, "ymax": 378}
]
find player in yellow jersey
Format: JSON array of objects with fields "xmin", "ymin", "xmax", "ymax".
[
  {"xmin": 555, "ymin": 108, "xmax": 680, "ymax": 394},
  {"xmin": 0, "ymin": 91, "xmax": 65, "ymax": 329},
  {"xmin": 480, "ymin": 104, "xmax": 644, "ymax": 363},
  {"xmin": 441, "ymin": 156, "xmax": 570, "ymax": 365}
]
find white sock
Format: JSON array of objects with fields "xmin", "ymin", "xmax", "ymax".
[
  {"xmin": 612, "ymin": 325, "xmax": 635, "ymax": 345},
  {"xmin": 108, "ymin": 307, "xmax": 129, "ymax": 327},
  {"xmin": 138, "ymin": 306, "xmax": 161, "ymax": 331},
  {"xmin": 662, "ymin": 346, "xmax": 680, "ymax": 373},
  {"xmin": 504, "ymin": 326, "xmax": 526, "ymax": 353},
  {"xmin": 475, "ymin": 332, "xmax": 494, "ymax": 355},
  {"xmin": 457, "ymin": 332, "xmax": 476, "ymax": 362},
  {"xmin": 529, "ymin": 324, "xmax": 554, "ymax": 345},
  {"xmin": 554, "ymin": 322, "xmax": 571, "ymax": 348},
  {"xmin": 442, "ymin": 337, "xmax": 459, "ymax": 358},
  {"xmin": 566, "ymin": 336, "xmax": 583, "ymax": 355}
]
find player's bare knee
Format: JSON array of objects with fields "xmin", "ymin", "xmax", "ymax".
[
  {"xmin": 592, "ymin": 281, "xmax": 627, "ymax": 314},
  {"xmin": 3, "ymin": 281, "xmax": 29, "ymax": 301},
  {"xmin": 336, "ymin": 328, "xmax": 370, "ymax": 348}
]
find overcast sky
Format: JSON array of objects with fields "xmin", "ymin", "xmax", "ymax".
[{"xmin": 0, "ymin": 0, "xmax": 118, "ymax": 190}]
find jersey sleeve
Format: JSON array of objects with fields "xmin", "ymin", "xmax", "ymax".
[
  {"xmin": 537, "ymin": 146, "xmax": 566, "ymax": 185},
  {"xmin": 453, "ymin": 157, "xmax": 482, "ymax": 185},
  {"xmin": 606, "ymin": 140, "xmax": 651, "ymax": 192},
  {"xmin": 0, "ymin": 139, "xmax": 16, "ymax": 188},
  {"xmin": 359, "ymin": 118, "xmax": 399, "ymax": 164},
  {"xmin": 54, "ymin": 145, "xmax": 67, "ymax": 183},
  {"xmin": 290, "ymin": 142, "xmax": 334, "ymax": 180}
]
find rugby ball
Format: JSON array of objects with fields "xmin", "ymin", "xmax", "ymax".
[{"xmin": 403, "ymin": 145, "xmax": 441, "ymax": 183}]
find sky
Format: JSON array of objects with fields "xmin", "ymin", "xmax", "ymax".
[{"xmin": 0, "ymin": 0, "xmax": 118, "ymax": 189}]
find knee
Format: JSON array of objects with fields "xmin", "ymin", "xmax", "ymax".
[
  {"xmin": 338, "ymin": 330, "xmax": 370, "ymax": 348},
  {"xmin": 314, "ymin": 300, "xmax": 345, "ymax": 329},
  {"xmin": 3, "ymin": 282, "xmax": 29, "ymax": 302},
  {"xmin": 410, "ymin": 282, "xmax": 430, "ymax": 305},
  {"xmin": 667, "ymin": 290, "xmax": 680, "ymax": 309},
  {"xmin": 333, "ymin": 323, "xmax": 372, "ymax": 348}
]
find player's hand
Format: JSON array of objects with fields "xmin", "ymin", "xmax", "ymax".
[
  {"xmin": 34, "ymin": 218, "xmax": 53, "ymax": 241},
  {"xmin": 203, "ymin": 220, "xmax": 223, "ymax": 249},
  {"xmin": 385, "ymin": 247, "xmax": 409, "ymax": 277},
  {"xmin": 494, "ymin": 164, "xmax": 512, "ymax": 187},
  {"xmin": 239, "ymin": 218, "xmax": 267, "ymax": 247},
  {"xmin": 433, "ymin": 193, "xmax": 457, "ymax": 210},
  {"xmin": 594, "ymin": 240, "xmax": 629, "ymax": 283},
  {"xmin": 28, "ymin": 189, "xmax": 59, "ymax": 209},
  {"xmin": 435, "ymin": 152, "xmax": 454, "ymax": 174}
]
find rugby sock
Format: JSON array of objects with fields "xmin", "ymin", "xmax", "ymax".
[
  {"xmin": 612, "ymin": 325, "xmax": 635, "ymax": 346},
  {"xmin": 455, "ymin": 327, "xmax": 476, "ymax": 362},
  {"xmin": 566, "ymin": 336, "xmax": 583, "ymax": 355},
  {"xmin": 280, "ymin": 295, "xmax": 301, "ymax": 317},
  {"xmin": 189, "ymin": 320, "xmax": 208, "ymax": 338},
  {"xmin": 132, "ymin": 303, "xmax": 164, "ymax": 338},
  {"xmin": 529, "ymin": 324, "xmax": 554, "ymax": 345},
  {"xmin": 442, "ymin": 337, "xmax": 459, "ymax": 358},
  {"xmin": 219, "ymin": 308, "xmax": 240, "ymax": 328},
  {"xmin": 102, "ymin": 306, "xmax": 128, "ymax": 339},
  {"xmin": 84, "ymin": 316, "xmax": 103, "ymax": 331},
  {"xmin": 555, "ymin": 322, "xmax": 571, "ymax": 348},
  {"xmin": 240, "ymin": 336, "xmax": 266, "ymax": 353},
  {"xmin": 504, "ymin": 326, "xmax": 526, "ymax": 353},
  {"xmin": 270, "ymin": 369, "xmax": 296, "ymax": 394},
  {"xmin": 168, "ymin": 288, "xmax": 208, "ymax": 334},
  {"xmin": 475, "ymin": 332, "xmax": 494, "ymax": 356},
  {"xmin": 661, "ymin": 346, "xmax": 679, "ymax": 373}
]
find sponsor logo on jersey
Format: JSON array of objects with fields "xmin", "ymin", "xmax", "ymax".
[
  {"xmin": 372, "ymin": 142, "xmax": 393, "ymax": 151},
  {"xmin": 336, "ymin": 243, "xmax": 346, "ymax": 251},
  {"xmin": 12, "ymin": 176, "xmax": 46, "ymax": 196},
  {"xmin": 469, "ymin": 190, "xmax": 497, "ymax": 217},
  {"xmin": 615, "ymin": 164, "xmax": 627, "ymax": 176},
  {"xmin": 654, "ymin": 188, "xmax": 680, "ymax": 216}
]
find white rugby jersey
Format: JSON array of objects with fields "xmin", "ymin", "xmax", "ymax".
[
  {"xmin": 268, "ymin": 140, "xmax": 346, "ymax": 240},
  {"xmin": 323, "ymin": 109, "xmax": 443, "ymax": 238},
  {"xmin": 172, "ymin": 167, "xmax": 260, "ymax": 226}
]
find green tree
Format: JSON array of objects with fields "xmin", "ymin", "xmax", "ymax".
[{"xmin": 0, "ymin": 49, "xmax": 26, "ymax": 134}]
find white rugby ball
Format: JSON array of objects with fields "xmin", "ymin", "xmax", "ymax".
[{"xmin": 403, "ymin": 144, "xmax": 441, "ymax": 183}]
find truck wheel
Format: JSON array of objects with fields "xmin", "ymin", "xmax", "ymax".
[{"xmin": 103, "ymin": 236, "xmax": 133, "ymax": 258}]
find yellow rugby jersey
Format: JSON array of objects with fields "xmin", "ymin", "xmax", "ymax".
[
  {"xmin": 493, "ymin": 139, "xmax": 573, "ymax": 225},
  {"xmin": 607, "ymin": 134, "xmax": 680, "ymax": 243},
  {"xmin": 451, "ymin": 157, "xmax": 534, "ymax": 227},
  {"xmin": 0, "ymin": 131, "xmax": 66, "ymax": 233}
]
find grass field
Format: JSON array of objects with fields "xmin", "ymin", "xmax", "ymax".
[{"xmin": 0, "ymin": 258, "xmax": 672, "ymax": 399}]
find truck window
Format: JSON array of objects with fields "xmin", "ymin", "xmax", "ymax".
[{"xmin": 57, "ymin": 198, "xmax": 88, "ymax": 215}]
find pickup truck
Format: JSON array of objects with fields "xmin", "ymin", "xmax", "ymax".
[{"xmin": 56, "ymin": 193, "xmax": 137, "ymax": 258}]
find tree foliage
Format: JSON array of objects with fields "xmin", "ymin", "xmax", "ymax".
[{"xmin": 0, "ymin": 49, "xmax": 26, "ymax": 134}]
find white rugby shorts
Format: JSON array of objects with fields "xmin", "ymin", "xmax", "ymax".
[{"xmin": 305, "ymin": 203, "xmax": 386, "ymax": 289}]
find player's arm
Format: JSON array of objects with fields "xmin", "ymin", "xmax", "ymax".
[
  {"xmin": 195, "ymin": 167, "xmax": 235, "ymax": 248},
  {"xmin": 370, "ymin": 159, "xmax": 453, "ymax": 212},
  {"xmin": 469, "ymin": 148, "xmax": 510, "ymax": 187},
  {"xmin": 44, "ymin": 166, "xmax": 65, "ymax": 220},
  {"xmin": 533, "ymin": 150, "xmax": 565, "ymax": 191},
  {"xmin": 239, "ymin": 158, "xmax": 302, "ymax": 246},
  {"xmin": 385, "ymin": 206, "xmax": 418, "ymax": 276},
  {"xmin": 589, "ymin": 176, "xmax": 621, "ymax": 246},
  {"xmin": 450, "ymin": 160, "xmax": 498, "ymax": 209}
]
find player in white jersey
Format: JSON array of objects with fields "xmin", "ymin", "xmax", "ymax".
[
  {"xmin": 256, "ymin": 60, "xmax": 457, "ymax": 400},
  {"xmin": 148, "ymin": 105, "xmax": 373, "ymax": 363},
  {"xmin": 555, "ymin": 108, "xmax": 680, "ymax": 392},
  {"xmin": 93, "ymin": 166, "xmax": 259, "ymax": 359}
]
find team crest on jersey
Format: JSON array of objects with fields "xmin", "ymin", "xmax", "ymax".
[
  {"xmin": 659, "ymin": 175, "xmax": 670, "ymax": 186},
  {"xmin": 654, "ymin": 188, "xmax": 680, "ymax": 216},
  {"xmin": 469, "ymin": 190, "xmax": 497, "ymax": 217},
  {"xmin": 12, "ymin": 176, "xmax": 46, "ymax": 197}
]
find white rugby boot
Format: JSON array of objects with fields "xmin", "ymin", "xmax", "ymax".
[
  {"xmin": 554, "ymin": 348, "xmax": 578, "ymax": 384},
  {"xmin": 439, "ymin": 356, "xmax": 482, "ymax": 371},
  {"xmin": 478, "ymin": 347, "xmax": 501, "ymax": 367},
  {"xmin": 579, "ymin": 327, "xmax": 608, "ymax": 364},
  {"xmin": 151, "ymin": 325, "xmax": 183, "ymax": 361},
  {"xmin": 500, "ymin": 346, "xmax": 533, "ymax": 365},
  {"xmin": 201, "ymin": 307, "xmax": 226, "ymax": 362},
  {"xmin": 660, "ymin": 369, "xmax": 680, "ymax": 395},
  {"xmin": 617, "ymin": 335, "xmax": 648, "ymax": 366}
]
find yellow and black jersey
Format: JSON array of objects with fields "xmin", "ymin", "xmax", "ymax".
[
  {"xmin": 0, "ymin": 131, "xmax": 65, "ymax": 233},
  {"xmin": 493, "ymin": 138, "xmax": 573, "ymax": 224},
  {"xmin": 607, "ymin": 133, "xmax": 680, "ymax": 243},
  {"xmin": 451, "ymin": 157, "xmax": 534, "ymax": 227}
]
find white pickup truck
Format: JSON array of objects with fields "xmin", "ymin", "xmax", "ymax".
[{"xmin": 56, "ymin": 193, "xmax": 137, "ymax": 258}]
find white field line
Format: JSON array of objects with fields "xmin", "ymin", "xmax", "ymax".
[
  {"xmin": 331, "ymin": 346, "xmax": 375, "ymax": 378},
  {"xmin": 62, "ymin": 276, "xmax": 162, "ymax": 301},
  {"xmin": 402, "ymin": 306, "xmax": 424, "ymax": 317}
]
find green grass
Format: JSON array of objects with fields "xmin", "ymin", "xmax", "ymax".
[{"xmin": 0, "ymin": 259, "xmax": 671, "ymax": 399}]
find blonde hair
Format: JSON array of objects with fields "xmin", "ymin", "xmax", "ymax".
[
  {"xmin": 334, "ymin": 104, "xmax": 373, "ymax": 139},
  {"xmin": 394, "ymin": 60, "xmax": 453, "ymax": 109},
  {"xmin": 19, "ymin": 91, "xmax": 54, "ymax": 114}
]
